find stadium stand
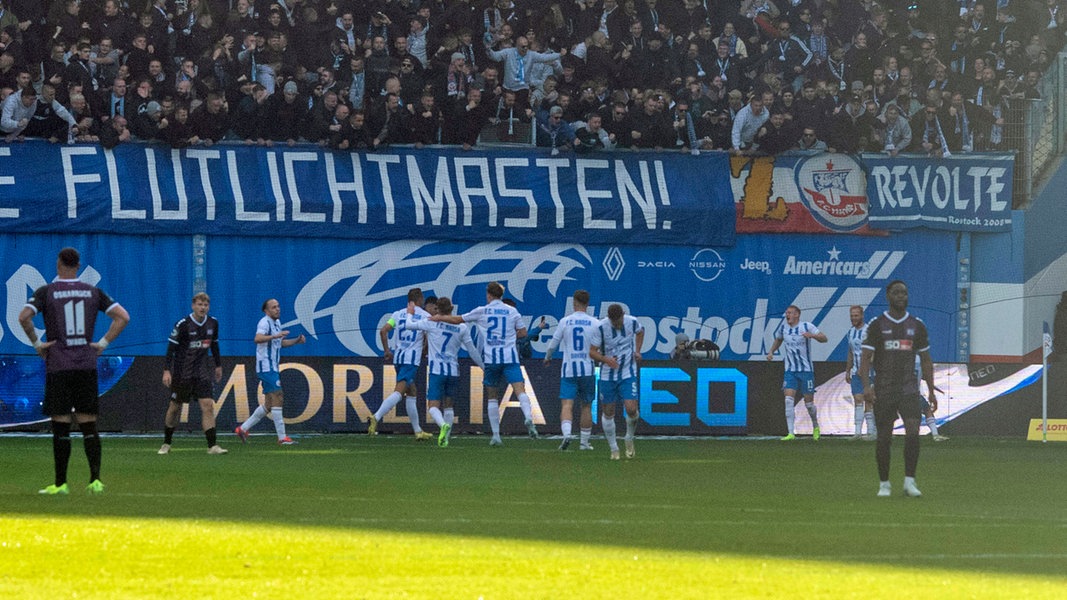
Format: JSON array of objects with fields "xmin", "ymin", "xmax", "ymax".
[{"xmin": 0, "ymin": 0, "xmax": 1060, "ymax": 161}]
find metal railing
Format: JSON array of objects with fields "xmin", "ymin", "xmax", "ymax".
[{"xmin": 1008, "ymin": 51, "xmax": 1067, "ymax": 206}]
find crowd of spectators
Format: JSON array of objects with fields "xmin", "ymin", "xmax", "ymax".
[{"xmin": 0, "ymin": 0, "xmax": 1061, "ymax": 155}]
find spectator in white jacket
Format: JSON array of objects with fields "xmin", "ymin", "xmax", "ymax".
[{"xmin": 1, "ymin": 86, "xmax": 38, "ymax": 141}]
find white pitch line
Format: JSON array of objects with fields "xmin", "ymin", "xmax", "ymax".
[{"xmin": 2, "ymin": 490, "xmax": 1066, "ymax": 528}]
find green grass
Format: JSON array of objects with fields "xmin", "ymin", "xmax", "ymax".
[{"xmin": 1, "ymin": 434, "xmax": 1065, "ymax": 599}]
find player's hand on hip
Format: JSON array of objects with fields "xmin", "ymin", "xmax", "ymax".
[
  {"xmin": 35, "ymin": 341, "xmax": 55, "ymax": 358},
  {"xmin": 162, "ymin": 371, "xmax": 172, "ymax": 387}
]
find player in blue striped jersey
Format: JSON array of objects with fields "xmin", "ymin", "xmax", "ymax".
[
  {"xmin": 766, "ymin": 305, "xmax": 828, "ymax": 441},
  {"xmin": 406, "ymin": 297, "xmax": 484, "ymax": 447},
  {"xmin": 368, "ymin": 288, "xmax": 433, "ymax": 440},
  {"xmin": 433, "ymin": 282, "xmax": 535, "ymax": 446},
  {"xmin": 845, "ymin": 305, "xmax": 876, "ymax": 440},
  {"xmin": 236, "ymin": 298, "xmax": 306, "ymax": 445},
  {"xmin": 543, "ymin": 290, "xmax": 598, "ymax": 451},
  {"xmin": 588, "ymin": 304, "xmax": 644, "ymax": 460}
]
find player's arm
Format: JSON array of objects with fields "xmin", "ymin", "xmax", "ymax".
[
  {"xmin": 633, "ymin": 321, "xmax": 644, "ymax": 362},
  {"xmin": 93, "ymin": 302, "xmax": 129, "ymax": 355},
  {"xmin": 804, "ymin": 324, "xmax": 828, "ymax": 343},
  {"xmin": 845, "ymin": 344, "xmax": 855, "ymax": 382},
  {"xmin": 18, "ymin": 291, "xmax": 55, "ymax": 358},
  {"xmin": 433, "ymin": 314, "xmax": 464, "ymax": 324},
  {"xmin": 859, "ymin": 347, "xmax": 875, "ymax": 402},
  {"xmin": 461, "ymin": 327, "xmax": 485, "ymax": 369},
  {"xmin": 589, "ymin": 345, "xmax": 618, "ymax": 370},
  {"xmin": 919, "ymin": 349, "xmax": 936, "ymax": 412},
  {"xmin": 765, "ymin": 337, "xmax": 783, "ymax": 361},
  {"xmin": 380, "ymin": 318, "xmax": 395, "ymax": 360},
  {"xmin": 543, "ymin": 325, "xmax": 564, "ymax": 364},
  {"xmin": 163, "ymin": 324, "xmax": 181, "ymax": 387},
  {"xmin": 281, "ymin": 334, "xmax": 305, "ymax": 347},
  {"xmin": 210, "ymin": 320, "xmax": 223, "ymax": 381},
  {"xmin": 254, "ymin": 328, "xmax": 287, "ymax": 343}
]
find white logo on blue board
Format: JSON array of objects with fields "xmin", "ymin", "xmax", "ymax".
[
  {"xmin": 603, "ymin": 247, "xmax": 625, "ymax": 281},
  {"xmin": 689, "ymin": 249, "xmax": 726, "ymax": 282},
  {"xmin": 286, "ymin": 241, "xmax": 590, "ymax": 356}
]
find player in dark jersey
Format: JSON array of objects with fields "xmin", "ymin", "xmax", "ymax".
[
  {"xmin": 18, "ymin": 248, "xmax": 130, "ymax": 495},
  {"xmin": 859, "ymin": 280, "xmax": 936, "ymax": 498},
  {"xmin": 159, "ymin": 293, "xmax": 226, "ymax": 455}
]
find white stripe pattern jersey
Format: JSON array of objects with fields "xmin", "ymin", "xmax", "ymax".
[
  {"xmin": 774, "ymin": 320, "xmax": 821, "ymax": 372},
  {"xmin": 409, "ymin": 319, "xmax": 481, "ymax": 376},
  {"xmin": 547, "ymin": 310, "xmax": 598, "ymax": 378},
  {"xmin": 461, "ymin": 299, "xmax": 523, "ymax": 365},
  {"xmin": 848, "ymin": 323, "xmax": 868, "ymax": 376},
  {"xmin": 255, "ymin": 316, "xmax": 283, "ymax": 373},
  {"xmin": 589, "ymin": 315, "xmax": 644, "ymax": 381},
  {"xmin": 389, "ymin": 306, "xmax": 431, "ymax": 366}
]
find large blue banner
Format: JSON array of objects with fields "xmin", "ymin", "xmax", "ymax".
[
  {"xmin": 0, "ymin": 141, "xmax": 735, "ymax": 247},
  {"xmin": 863, "ymin": 153, "xmax": 1013, "ymax": 231},
  {"xmin": 0, "ymin": 233, "xmax": 957, "ymax": 361}
]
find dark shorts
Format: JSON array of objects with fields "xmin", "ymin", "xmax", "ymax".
[
  {"xmin": 873, "ymin": 392, "xmax": 923, "ymax": 426},
  {"xmin": 43, "ymin": 370, "xmax": 99, "ymax": 416},
  {"xmin": 170, "ymin": 378, "xmax": 214, "ymax": 403}
]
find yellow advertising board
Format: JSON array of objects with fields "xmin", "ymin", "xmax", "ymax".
[{"xmin": 1026, "ymin": 419, "xmax": 1067, "ymax": 441}]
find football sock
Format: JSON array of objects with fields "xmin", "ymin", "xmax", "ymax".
[
  {"xmin": 205, "ymin": 427, "xmax": 217, "ymax": 448},
  {"xmin": 625, "ymin": 411, "xmax": 638, "ymax": 439},
  {"xmin": 518, "ymin": 393, "xmax": 533, "ymax": 422},
  {"xmin": 806, "ymin": 402, "xmax": 819, "ymax": 429},
  {"xmin": 428, "ymin": 406, "xmax": 445, "ymax": 428},
  {"xmin": 487, "ymin": 400, "xmax": 501, "ymax": 437},
  {"xmin": 876, "ymin": 431, "xmax": 892, "ymax": 481},
  {"xmin": 904, "ymin": 432, "xmax": 920, "ymax": 477},
  {"xmin": 164, "ymin": 426, "xmax": 175, "ymax": 444},
  {"xmin": 80, "ymin": 421, "xmax": 101, "ymax": 482},
  {"xmin": 241, "ymin": 405, "xmax": 267, "ymax": 432},
  {"xmin": 405, "ymin": 395, "xmax": 423, "ymax": 433},
  {"xmin": 52, "ymin": 421, "xmax": 72, "ymax": 487},
  {"xmin": 602, "ymin": 415, "xmax": 619, "ymax": 451},
  {"xmin": 375, "ymin": 391, "xmax": 403, "ymax": 421},
  {"xmin": 854, "ymin": 404, "xmax": 865, "ymax": 435},
  {"xmin": 443, "ymin": 408, "xmax": 454, "ymax": 426},
  {"xmin": 784, "ymin": 397, "xmax": 795, "ymax": 434},
  {"xmin": 271, "ymin": 407, "xmax": 286, "ymax": 440},
  {"xmin": 561, "ymin": 419, "xmax": 573, "ymax": 439},
  {"xmin": 580, "ymin": 428, "xmax": 592, "ymax": 446},
  {"xmin": 865, "ymin": 411, "xmax": 876, "ymax": 436},
  {"xmin": 926, "ymin": 416, "xmax": 939, "ymax": 436}
]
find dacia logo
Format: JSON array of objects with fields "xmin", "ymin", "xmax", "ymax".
[{"xmin": 637, "ymin": 261, "xmax": 676, "ymax": 268}]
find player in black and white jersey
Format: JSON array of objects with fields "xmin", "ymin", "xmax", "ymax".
[
  {"xmin": 860, "ymin": 280, "xmax": 936, "ymax": 498},
  {"xmin": 19, "ymin": 247, "xmax": 130, "ymax": 495},
  {"xmin": 159, "ymin": 293, "xmax": 226, "ymax": 455}
]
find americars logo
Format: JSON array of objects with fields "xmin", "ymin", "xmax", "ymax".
[
  {"xmin": 794, "ymin": 156, "xmax": 869, "ymax": 232},
  {"xmin": 783, "ymin": 247, "xmax": 906, "ymax": 279}
]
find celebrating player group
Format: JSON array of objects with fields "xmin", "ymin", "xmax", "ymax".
[{"xmin": 22, "ymin": 247, "xmax": 938, "ymax": 497}]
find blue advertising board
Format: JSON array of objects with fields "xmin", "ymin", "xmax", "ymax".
[
  {"xmin": 863, "ymin": 153, "xmax": 1013, "ymax": 231},
  {"xmin": 0, "ymin": 232, "xmax": 957, "ymax": 362},
  {"xmin": 0, "ymin": 141, "xmax": 735, "ymax": 247}
]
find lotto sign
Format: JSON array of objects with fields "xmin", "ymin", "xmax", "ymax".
[{"xmin": 1026, "ymin": 419, "xmax": 1067, "ymax": 442}]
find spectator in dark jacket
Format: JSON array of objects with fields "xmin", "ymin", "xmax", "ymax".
[{"xmin": 266, "ymin": 80, "xmax": 308, "ymax": 145}]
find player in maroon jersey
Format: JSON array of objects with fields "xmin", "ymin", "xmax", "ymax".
[{"xmin": 18, "ymin": 248, "xmax": 130, "ymax": 495}]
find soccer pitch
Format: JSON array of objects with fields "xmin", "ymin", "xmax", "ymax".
[{"xmin": 2, "ymin": 434, "xmax": 1065, "ymax": 599}]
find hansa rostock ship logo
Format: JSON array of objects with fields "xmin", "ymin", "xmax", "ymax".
[{"xmin": 794, "ymin": 155, "xmax": 869, "ymax": 232}]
